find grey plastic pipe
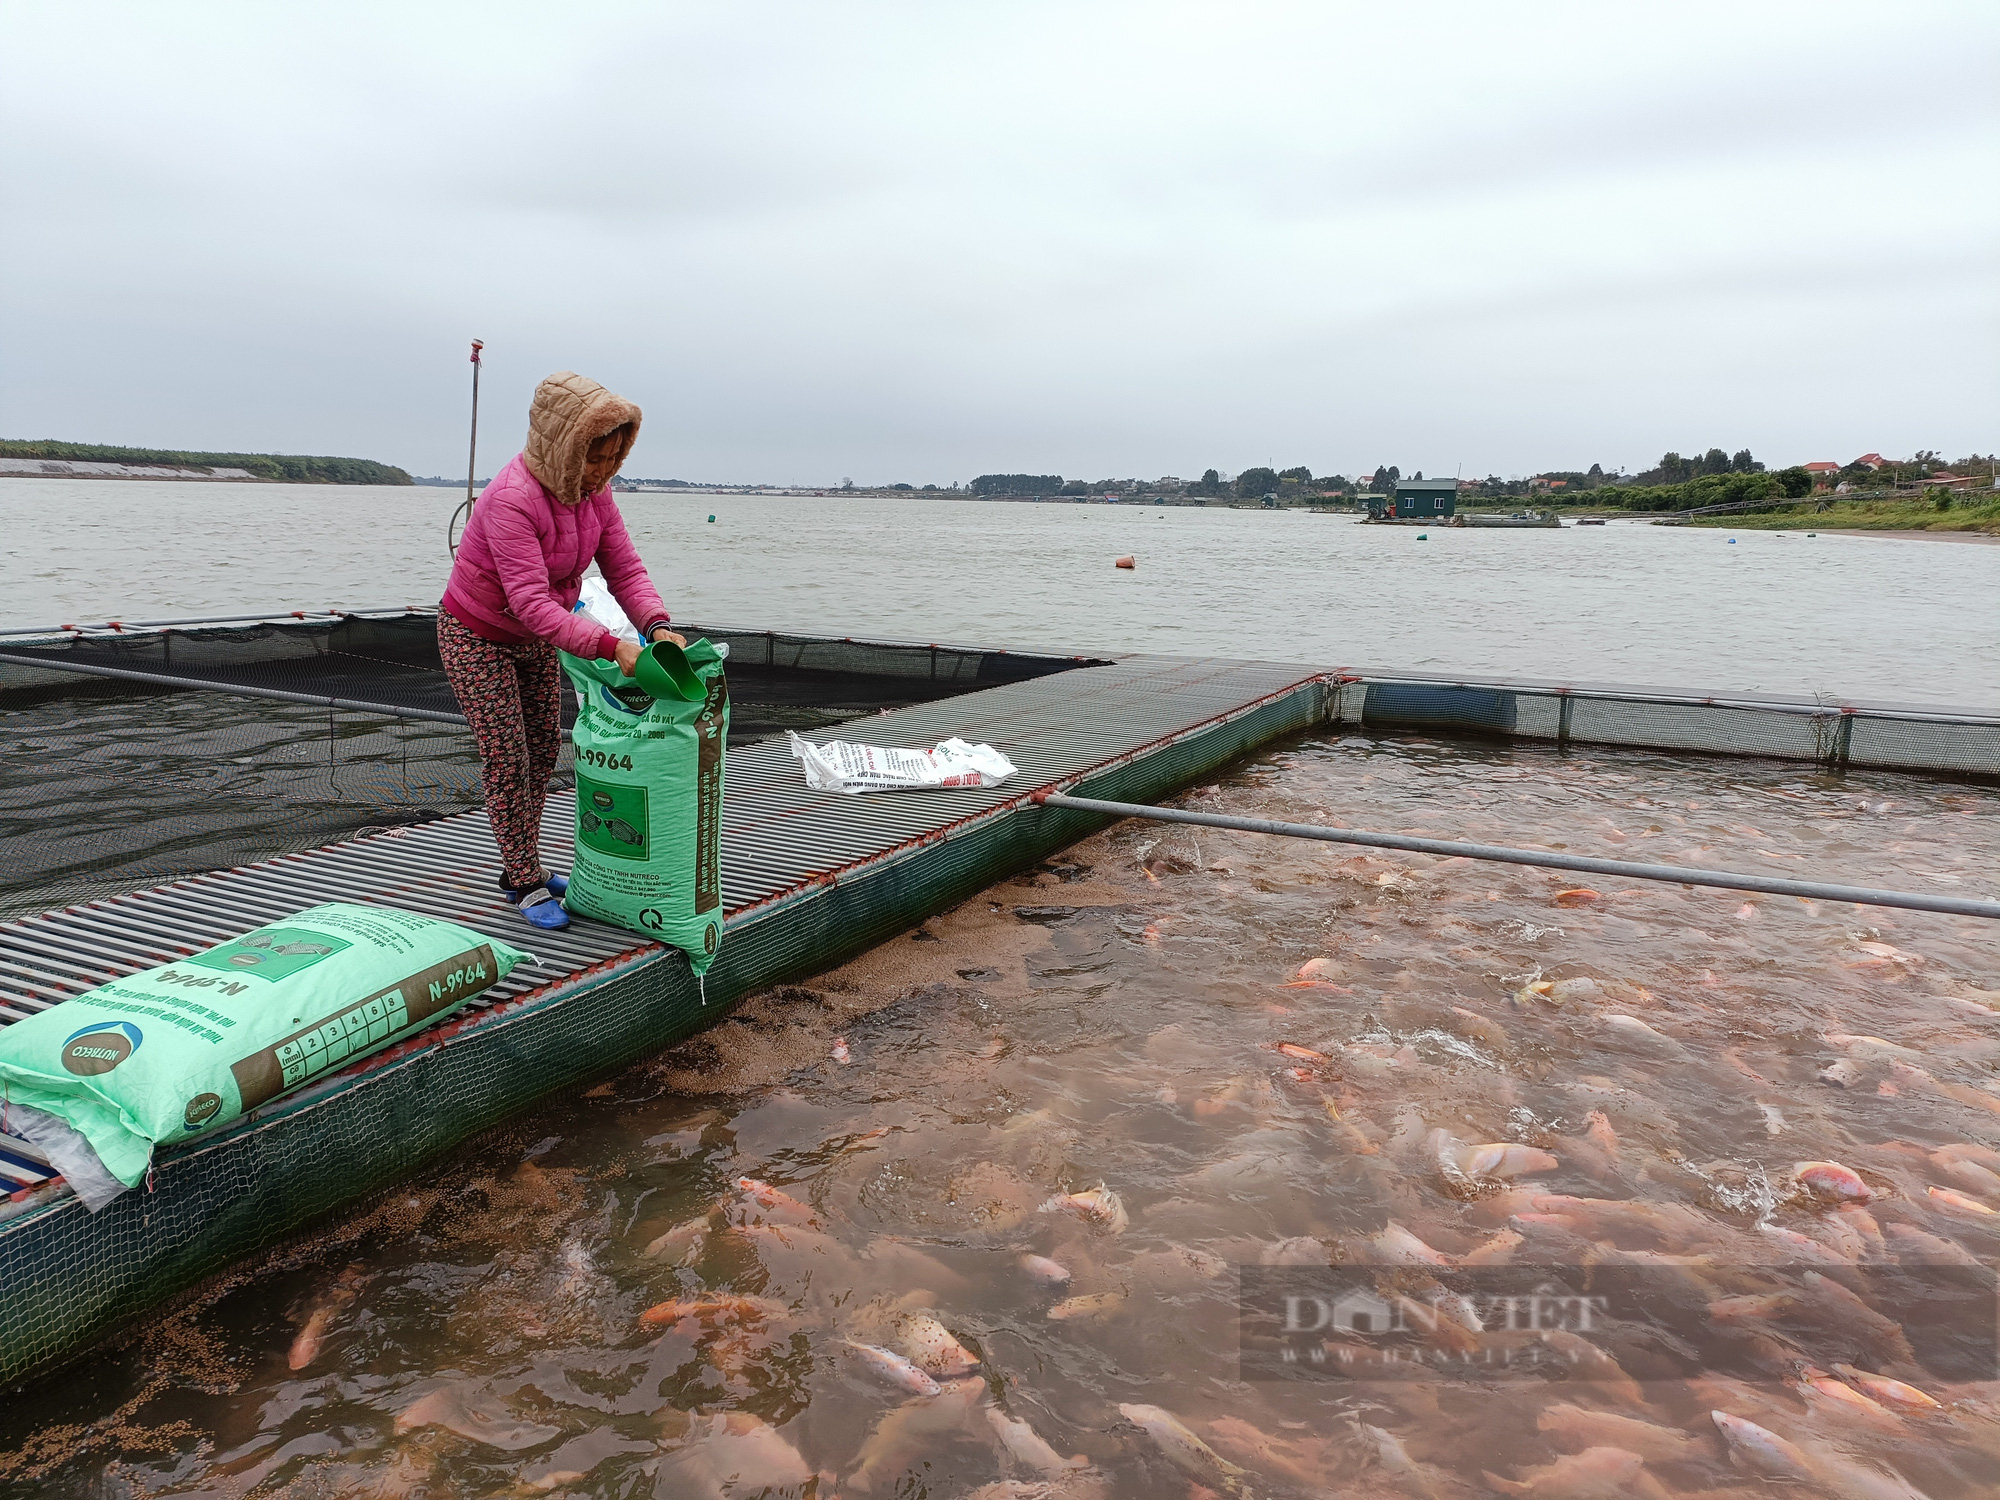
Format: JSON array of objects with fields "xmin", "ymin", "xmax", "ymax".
[{"xmin": 1031, "ymin": 790, "xmax": 2000, "ymax": 921}]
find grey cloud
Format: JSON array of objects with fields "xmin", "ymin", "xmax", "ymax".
[{"xmin": 0, "ymin": 1, "xmax": 1994, "ymax": 482}]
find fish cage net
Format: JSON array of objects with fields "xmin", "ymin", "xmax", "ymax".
[
  {"xmin": 1336, "ymin": 677, "xmax": 2000, "ymax": 783},
  {"xmin": 0, "ymin": 612, "xmax": 1100, "ymax": 917},
  {"xmin": 0, "ymin": 690, "xmax": 485, "ymax": 919},
  {"xmin": 2, "ymin": 612, "xmax": 1994, "ymax": 919}
]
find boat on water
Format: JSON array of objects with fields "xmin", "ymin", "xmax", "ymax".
[{"xmin": 1461, "ymin": 509, "xmax": 1562, "ymax": 529}]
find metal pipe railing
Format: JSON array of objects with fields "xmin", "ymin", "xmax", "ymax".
[{"xmin": 1032, "ymin": 790, "xmax": 2000, "ymax": 921}]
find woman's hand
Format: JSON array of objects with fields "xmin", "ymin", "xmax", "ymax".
[{"xmin": 614, "ymin": 630, "xmax": 683, "ymax": 674}]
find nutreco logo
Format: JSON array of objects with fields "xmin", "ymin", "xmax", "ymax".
[{"xmin": 62, "ymin": 1021, "xmax": 143, "ymax": 1076}]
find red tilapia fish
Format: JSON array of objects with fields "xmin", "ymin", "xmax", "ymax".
[
  {"xmin": 1118, "ymin": 1403, "xmax": 1251, "ymax": 1498},
  {"xmin": 1017, "ymin": 1252, "xmax": 1072, "ymax": 1287},
  {"xmin": 287, "ymin": 1264, "xmax": 368, "ymax": 1371},
  {"xmin": 1791, "ymin": 1159, "xmax": 1872, "ymax": 1205},
  {"xmin": 1040, "ymin": 1184, "xmax": 1130, "ymax": 1233},
  {"xmin": 734, "ymin": 1176, "xmax": 817, "ymax": 1225},
  {"xmin": 639, "ymin": 1294, "xmax": 782, "ymax": 1329},
  {"xmin": 842, "ymin": 1340, "xmax": 941, "ymax": 1397},
  {"xmin": 897, "ymin": 1312, "xmax": 980, "ymax": 1376},
  {"xmin": 1832, "ymin": 1363, "xmax": 1941, "ymax": 1410}
]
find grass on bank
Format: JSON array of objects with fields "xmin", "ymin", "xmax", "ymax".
[{"xmin": 1678, "ymin": 496, "xmax": 2000, "ymax": 535}]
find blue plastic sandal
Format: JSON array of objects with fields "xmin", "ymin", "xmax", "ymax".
[
  {"xmin": 504, "ymin": 871, "xmax": 568, "ymax": 903},
  {"xmin": 509, "ymin": 885, "xmax": 571, "ymax": 930}
]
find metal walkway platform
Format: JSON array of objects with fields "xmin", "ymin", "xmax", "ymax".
[{"xmin": 0, "ymin": 654, "xmax": 1329, "ymax": 1379}]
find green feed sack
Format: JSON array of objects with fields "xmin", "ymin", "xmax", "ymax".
[
  {"xmin": 559, "ymin": 640, "xmax": 729, "ymax": 973},
  {"xmin": 0, "ymin": 903, "xmax": 530, "ymax": 1186}
]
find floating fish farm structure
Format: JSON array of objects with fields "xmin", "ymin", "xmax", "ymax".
[{"xmin": 0, "ymin": 609, "xmax": 1995, "ymax": 1379}]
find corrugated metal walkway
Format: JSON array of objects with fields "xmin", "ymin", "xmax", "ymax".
[
  {"xmin": 0, "ymin": 654, "xmax": 1319, "ymax": 1024},
  {"xmin": 0, "ymin": 654, "xmax": 1329, "ymax": 1380}
]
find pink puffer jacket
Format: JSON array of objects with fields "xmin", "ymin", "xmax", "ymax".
[{"xmin": 440, "ymin": 457, "xmax": 670, "ymax": 662}]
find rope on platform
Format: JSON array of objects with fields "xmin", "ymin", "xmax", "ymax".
[{"xmin": 1031, "ymin": 790, "xmax": 2000, "ymax": 921}]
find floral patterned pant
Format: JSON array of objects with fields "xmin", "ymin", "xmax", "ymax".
[{"xmin": 437, "ymin": 609, "xmax": 564, "ymax": 890}]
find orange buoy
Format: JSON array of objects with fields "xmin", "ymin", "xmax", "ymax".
[{"xmin": 1113, "ymin": 555, "xmax": 1136, "ymax": 569}]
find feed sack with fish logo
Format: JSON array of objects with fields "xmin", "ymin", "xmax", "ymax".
[
  {"xmin": 0, "ymin": 904, "xmax": 529, "ymax": 1194},
  {"xmin": 560, "ymin": 637, "xmax": 729, "ymax": 972}
]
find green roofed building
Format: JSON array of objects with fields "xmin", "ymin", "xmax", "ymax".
[{"xmin": 1369, "ymin": 476, "xmax": 1457, "ymax": 519}]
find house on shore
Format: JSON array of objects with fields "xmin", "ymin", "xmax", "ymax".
[{"xmin": 1369, "ymin": 477, "xmax": 1458, "ymax": 520}]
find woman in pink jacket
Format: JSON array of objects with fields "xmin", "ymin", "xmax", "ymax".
[{"xmin": 439, "ymin": 370, "xmax": 683, "ymax": 931}]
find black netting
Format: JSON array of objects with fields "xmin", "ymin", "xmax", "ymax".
[
  {"xmin": 0, "ymin": 614, "xmax": 1099, "ymax": 917},
  {"xmin": 0, "ymin": 615, "xmax": 465, "ymax": 719},
  {"xmin": 0, "ymin": 692, "xmax": 486, "ymax": 918},
  {"xmin": 0, "ymin": 614, "xmax": 1099, "ymax": 736}
]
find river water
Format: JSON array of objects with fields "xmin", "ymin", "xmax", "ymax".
[
  {"xmin": 5, "ymin": 478, "xmax": 2000, "ymax": 1495},
  {"xmin": 3, "ymin": 479, "xmax": 1996, "ymax": 706},
  {"xmin": 5, "ymin": 733, "xmax": 2000, "ymax": 1497}
]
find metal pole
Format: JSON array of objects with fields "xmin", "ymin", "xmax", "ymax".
[
  {"xmin": 466, "ymin": 338, "xmax": 485, "ymax": 510},
  {"xmin": 1030, "ymin": 791, "xmax": 2000, "ymax": 922}
]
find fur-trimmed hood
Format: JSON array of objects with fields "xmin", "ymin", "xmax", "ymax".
[{"xmin": 521, "ymin": 370, "xmax": 642, "ymax": 505}]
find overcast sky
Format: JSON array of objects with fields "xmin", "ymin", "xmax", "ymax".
[{"xmin": 3, "ymin": 2, "xmax": 1994, "ymax": 485}]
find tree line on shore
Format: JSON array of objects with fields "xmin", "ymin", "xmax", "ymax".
[
  {"xmin": 972, "ymin": 468, "xmax": 1359, "ymax": 502},
  {"xmin": 1, "ymin": 439, "xmax": 411, "ymax": 486},
  {"xmin": 971, "ymin": 447, "xmax": 1996, "ymax": 512},
  {"xmin": 1530, "ymin": 449, "xmax": 1995, "ymax": 513}
]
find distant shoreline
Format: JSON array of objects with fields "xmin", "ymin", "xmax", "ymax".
[
  {"xmin": 1678, "ymin": 504, "xmax": 2000, "ymax": 540},
  {"xmin": 0, "ymin": 462, "xmax": 264, "ymax": 482},
  {"xmin": 0, "ymin": 442, "xmax": 410, "ymax": 486},
  {"xmin": 0, "ymin": 464, "xmax": 400, "ymax": 485}
]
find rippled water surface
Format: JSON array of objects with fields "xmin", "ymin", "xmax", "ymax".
[
  {"xmin": 4, "ymin": 478, "xmax": 1998, "ymax": 704},
  {"xmin": 7, "ymin": 733, "xmax": 1999, "ymax": 1498}
]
